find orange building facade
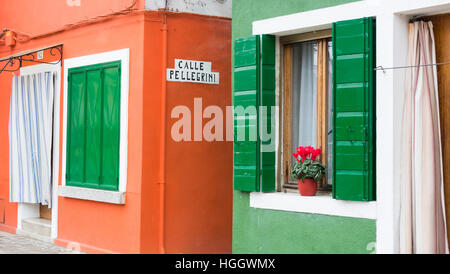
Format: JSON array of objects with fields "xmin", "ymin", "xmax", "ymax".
[{"xmin": 0, "ymin": 0, "xmax": 232, "ymax": 254}]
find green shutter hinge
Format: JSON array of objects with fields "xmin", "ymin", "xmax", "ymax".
[{"xmin": 347, "ymin": 126, "xmax": 355, "ymax": 144}]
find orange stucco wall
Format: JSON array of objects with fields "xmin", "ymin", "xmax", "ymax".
[
  {"xmin": 0, "ymin": 72, "xmax": 16, "ymax": 234},
  {"xmin": 0, "ymin": 1, "xmax": 231, "ymax": 254},
  {"xmin": 141, "ymin": 12, "xmax": 232, "ymax": 254},
  {"xmin": 0, "ymin": 13, "xmax": 145, "ymax": 253},
  {"xmin": 0, "ymin": 0, "xmax": 145, "ymax": 36}
]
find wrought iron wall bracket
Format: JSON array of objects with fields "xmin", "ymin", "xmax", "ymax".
[{"xmin": 0, "ymin": 44, "xmax": 62, "ymax": 74}]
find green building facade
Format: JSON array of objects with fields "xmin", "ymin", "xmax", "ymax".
[{"xmin": 232, "ymin": 0, "xmax": 377, "ymax": 254}]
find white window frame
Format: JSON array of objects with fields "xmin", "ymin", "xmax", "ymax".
[
  {"xmin": 249, "ymin": 0, "xmax": 450, "ymax": 254},
  {"xmin": 59, "ymin": 48, "xmax": 129, "ymax": 204}
]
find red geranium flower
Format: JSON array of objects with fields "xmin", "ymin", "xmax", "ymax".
[{"xmin": 293, "ymin": 146, "xmax": 322, "ymax": 162}]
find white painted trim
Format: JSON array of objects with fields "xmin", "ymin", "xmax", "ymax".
[
  {"xmin": 374, "ymin": 12, "xmax": 407, "ymax": 255},
  {"xmin": 62, "ymin": 49, "xmax": 129, "ymax": 200},
  {"xmin": 19, "ymin": 62, "xmax": 61, "ymax": 240},
  {"xmin": 252, "ymin": 1, "xmax": 378, "ymax": 36},
  {"xmin": 58, "ymin": 185, "xmax": 125, "ymax": 204},
  {"xmin": 389, "ymin": 0, "xmax": 450, "ymax": 14},
  {"xmin": 252, "ymin": 0, "xmax": 450, "ymax": 36},
  {"xmin": 250, "ymin": 192, "xmax": 377, "ymax": 219},
  {"xmin": 251, "ymin": 0, "xmax": 450, "ymax": 254},
  {"xmin": 16, "ymin": 203, "xmax": 39, "ymax": 230}
]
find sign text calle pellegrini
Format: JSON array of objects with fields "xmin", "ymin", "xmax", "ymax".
[{"xmin": 167, "ymin": 59, "xmax": 219, "ymax": 85}]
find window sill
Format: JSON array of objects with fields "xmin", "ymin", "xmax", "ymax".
[
  {"xmin": 58, "ymin": 185, "xmax": 126, "ymax": 205},
  {"xmin": 249, "ymin": 192, "xmax": 376, "ymax": 219}
]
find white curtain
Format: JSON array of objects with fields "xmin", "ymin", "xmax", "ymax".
[
  {"xmin": 291, "ymin": 41, "xmax": 317, "ymax": 153},
  {"xmin": 9, "ymin": 72, "xmax": 56, "ymax": 207},
  {"xmin": 400, "ymin": 21, "xmax": 448, "ymax": 254}
]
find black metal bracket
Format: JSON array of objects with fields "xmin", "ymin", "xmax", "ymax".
[{"xmin": 0, "ymin": 44, "xmax": 62, "ymax": 74}]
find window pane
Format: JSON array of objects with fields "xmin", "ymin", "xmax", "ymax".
[{"xmin": 291, "ymin": 40, "xmax": 317, "ymax": 157}]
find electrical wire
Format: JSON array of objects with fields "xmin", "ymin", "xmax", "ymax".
[
  {"xmin": 1, "ymin": 0, "xmax": 138, "ymax": 44},
  {"xmin": 374, "ymin": 62, "xmax": 450, "ymax": 72}
]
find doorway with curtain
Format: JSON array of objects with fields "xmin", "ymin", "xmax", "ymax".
[
  {"xmin": 399, "ymin": 13, "xmax": 450, "ymax": 254},
  {"xmin": 9, "ymin": 63, "xmax": 60, "ymax": 241}
]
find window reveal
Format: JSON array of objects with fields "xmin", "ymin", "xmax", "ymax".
[{"xmin": 283, "ymin": 37, "xmax": 332, "ymax": 191}]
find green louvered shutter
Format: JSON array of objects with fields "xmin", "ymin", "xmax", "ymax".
[
  {"xmin": 100, "ymin": 65, "xmax": 121, "ymax": 190},
  {"xmin": 67, "ymin": 70, "xmax": 86, "ymax": 185},
  {"xmin": 233, "ymin": 34, "xmax": 276, "ymax": 192},
  {"xmin": 260, "ymin": 35, "xmax": 276, "ymax": 192},
  {"xmin": 332, "ymin": 17, "xmax": 376, "ymax": 201},
  {"xmin": 67, "ymin": 61, "xmax": 121, "ymax": 191}
]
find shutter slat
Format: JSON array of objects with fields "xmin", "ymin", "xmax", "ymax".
[{"xmin": 332, "ymin": 17, "xmax": 376, "ymax": 201}]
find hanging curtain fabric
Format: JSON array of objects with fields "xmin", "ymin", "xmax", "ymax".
[
  {"xmin": 9, "ymin": 72, "xmax": 56, "ymax": 207},
  {"xmin": 291, "ymin": 40, "xmax": 317, "ymax": 153},
  {"xmin": 400, "ymin": 20, "xmax": 448, "ymax": 254}
]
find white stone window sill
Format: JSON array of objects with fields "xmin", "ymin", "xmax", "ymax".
[
  {"xmin": 58, "ymin": 185, "xmax": 126, "ymax": 205},
  {"xmin": 249, "ymin": 192, "xmax": 376, "ymax": 219}
]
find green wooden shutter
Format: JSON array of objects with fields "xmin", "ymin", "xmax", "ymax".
[
  {"xmin": 85, "ymin": 68, "xmax": 102, "ymax": 186},
  {"xmin": 260, "ymin": 35, "xmax": 276, "ymax": 192},
  {"xmin": 66, "ymin": 61, "xmax": 121, "ymax": 191},
  {"xmin": 233, "ymin": 34, "xmax": 275, "ymax": 192},
  {"xmin": 332, "ymin": 17, "xmax": 376, "ymax": 201},
  {"xmin": 67, "ymin": 71, "xmax": 86, "ymax": 184},
  {"xmin": 100, "ymin": 65, "xmax": 121, "ymax": 190}
]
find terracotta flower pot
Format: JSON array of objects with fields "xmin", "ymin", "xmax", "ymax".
[{"xmin": 297, "ymin": 178, "xmax": 317, "ymax": 196}]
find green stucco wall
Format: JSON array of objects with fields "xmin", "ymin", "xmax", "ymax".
[
  {"xmin": 233, "ymin": 191, "xmax": 376, "ymax": 254},
  {"xmin": 232, "ymin": 0, "xmax": 376, "ymax": 254}
]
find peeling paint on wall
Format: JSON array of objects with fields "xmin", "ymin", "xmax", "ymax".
[{"xmin": 146, "ymin": 0, "xmax": 232, "ymax": 18}]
